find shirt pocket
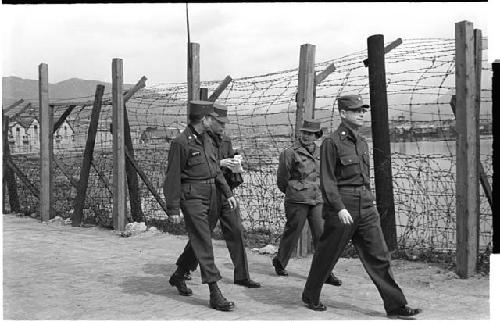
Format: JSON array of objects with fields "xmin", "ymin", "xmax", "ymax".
[
  {"xmin": 187, "ymin": 150, "xmax": 205, "ymax": 168},
  {"xmin": 339, "ymin": 155, "xmax": 360, "ymax": 179}
]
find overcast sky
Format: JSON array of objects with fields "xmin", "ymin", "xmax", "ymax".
[{"xmin": 0, "ymin": 2, "xmax": 497, "ymax": 86}]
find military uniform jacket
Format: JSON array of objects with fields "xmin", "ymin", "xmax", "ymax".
[
  {"xmin": 320, "ymin": 122, "xmax": 371, "ymax": 214},
  {"xmin": 163, "ymin": 125, "xmax": 233, "ymax": 216},
  {"xmin": 276, "ymin": 141, "xmax": 322, "ymax": 205}
]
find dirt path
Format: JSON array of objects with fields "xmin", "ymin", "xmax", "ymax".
[{"xmin": 2, "ymin": 213, "xmax": 489, "ymax": 320}]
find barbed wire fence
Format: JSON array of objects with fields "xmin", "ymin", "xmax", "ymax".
[{"xmin": 3, "ymin": 38, "xmax": 492, "ymax": 266}]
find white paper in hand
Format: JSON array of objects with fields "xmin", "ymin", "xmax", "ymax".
[{"xmin": 231, "ymin": 155, "xmax": 244, "ymax": 173}]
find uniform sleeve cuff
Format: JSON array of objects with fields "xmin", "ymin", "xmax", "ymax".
[{"xmin": 167, "ymin": 208, "xmax": 180, "ymax": 216}]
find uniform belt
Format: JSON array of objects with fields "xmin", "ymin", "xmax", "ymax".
[
  {"xmin": 181, "ymin": 178, "xmax": 215, "ymax": 184},
  {"xmin": 338, "ymin": 185, "xmax": 369, "ymax": 192}
]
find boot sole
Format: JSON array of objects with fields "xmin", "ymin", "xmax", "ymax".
[
  {"xmin": 388, "ymin": 315, "xmax": 417, "ymax": 320},
  {"xmin": 325, "ymin": 281, "xmax": 342, "ymax": 286},
  {"xmin": 210, "ymin": 303, "xmax": 235, "ymax": 311},
  {"xmin": 169, "ymin": 279, "xmax": 193, "ymax": 296},
  {"xmin": 302, "ymin": 294, "xmax": 327, "ymax": 311}
]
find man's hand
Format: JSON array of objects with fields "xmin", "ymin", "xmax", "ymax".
[
  {"xmin": 169, "ymin": 214, "xmax": 181, "ymax": 224},
  {"xmin": 227, "ymin": 196, "xmax": 238, "ymax": 210},
  {"xmin": 220, "ymin": 158, "xmax": 239, "ymax": 168},
  {"xmin": 338, "ymin": 209, "xmax": 353, "ymax": 224}
]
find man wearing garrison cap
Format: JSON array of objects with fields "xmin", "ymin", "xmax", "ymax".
[
  {"xmin": 273, "ymin": 118, "xmax": 342, "ymax": 287},
  {"xmin": 163, "ymin": 100, "xmax": 238, "ymax": 311},
  {"xmin": 301, "ymin": 95, "xmax": 422, "ymax": 318},
  {"xmin": 174, "ymin": 102, "xmax": 262, "ymax": 289}
]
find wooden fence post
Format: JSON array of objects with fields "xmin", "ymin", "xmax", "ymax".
[
  {"xmin": 473, "ymin": 29, "xmax": 482, "ymax": 254},
  {"xmin": 3, "ymin": 99, "xmax": 24, "ymax": 114},
  {"xmin": 492, "ymin": 59, "xmax": 500, "ymax": 255},
  {"xmin": 39, "ymin": 63, "xmax": 53, "ymax": 222},
  {"xmin": 208, "ymin": 76, "xmax": 232, "ymax": 102},
  {"xmin": 112, "ymin": 58, "xmax": 127, "ymax": 231},
  {"xmin": 199, "ymin": 87, "xmax": 208, "ymax": 100},
  {"xmin": 53, "ymin": 105, "xmax": 77, "ymax": 134},
  {"xmin": 2, "ymin": 115, "xmax": 20, "ymax": 213},
  {"xmin": 295, "ymin": 44, "xmax": 316, "ymax": 257},
  {"xmin": 187, "ymin": 42, "xmax": 200, "ymax": 120},
  {"xmin": 124, "ymin": 104, "xmax": 144, "ymax": 223},
  {"xmin": 455, "ymin": 20, "xmax": 479, "ymax": 278},
  {"xmin": 72, "ymin": 85, "xmax": 105, "ymax": 226},
  {"xmin": 367, "ymin": 34, "xmax": 397, "ymax": 251},
  {"xmin": 123, "ymin": 76, "xmax": 147, "ymax": 223}
]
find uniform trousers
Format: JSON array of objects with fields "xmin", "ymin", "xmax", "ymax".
[
  {"xmin": 178, "ymin": 182, "xmax": 221, "ymax": 284},
  {"xmin": 275, "ymin": 202, "xmax": 324, "ymax": 268},
  {"xmin": 303, "ymin": 187, "xmax": 407, "ymax": 312},
  {"xmin": 177, "ymin": 189, "xmax": 250, "ymax": 282}
]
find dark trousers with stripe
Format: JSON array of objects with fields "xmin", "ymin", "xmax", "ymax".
[
  {"xmin": 303, "ymin": 187, "xmax": 407, "ymax": 313},
  {"xmin": 177, "ymin": 190, "xmax": 250, "ymax": 281},
  {"xmin": 177, "ymin": 182, "xmax": 221, "ymax": 284},
  {"xmin": 275, "ymin": 202, "xmax": 324, "ymax": 268}
]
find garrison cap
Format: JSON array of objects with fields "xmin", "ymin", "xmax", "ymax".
[
  {"xmin": 299, "ymin": 118, "xmax": 323, "ymax": 137},
  {"xmin": 210, "ymin": 103, "xmax": 230, "ymax": 124},
  {"xmin": 189, "ymin": 100, "xmax": 214, "ymax": 119},
  {"xmin": 337, "ymin": 95, "xmax": 370, "ymax": 111}
]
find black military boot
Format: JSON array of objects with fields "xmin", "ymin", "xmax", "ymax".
[
  {"xmin": 169, "ymin": 270, "xmax": 193, "ymax": 296},
  {"xmin": 325, "ymin": 272, "xmax": 342, "ymax": 286},
  {"xmin": 272, "ymin": 257, "xmax": 288, "ymax": 276},
  {"xmin": 209, "ymin": 282, "xmax": 235, "ymax": 311}
]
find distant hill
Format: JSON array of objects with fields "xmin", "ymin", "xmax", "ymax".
[{"xmin": 2, "ymin": 76, "xmax": 134, "ymax": 108}]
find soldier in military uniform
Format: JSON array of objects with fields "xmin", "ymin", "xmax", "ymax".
[
  {"xmin": 174, "ymin": 103, "xmax": 261, "ymax": 289},
  {"xmin": 272, "ymin": 119, "xmax": 341, "ymax": 287},
  {"xmin": 301, "ymin": 95, "xmax": 422, "ymax": 319},
  {"xmin": 163, "ymin": 100, "xmax": 237, "ymax": 312}
]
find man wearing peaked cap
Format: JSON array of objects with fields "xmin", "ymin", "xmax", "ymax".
[
  {"xmin": 188, "ymin": 100, "xmax": 214, "ymax": 122},
  {"xmin": 301, "ymin": 95, "xmax": 422, "ymax": 318},
  {"xmin": 163, "ymin": 99, "xmax": 238, "ymax": 311},
  {"xmin": 337, "ymin": 94, "xmax": 370, "ymax": 111},
  {"xmin": 274, "ymin": 118, "xmax": 341, "ymax": 286},
  {"xmin": 210, "ymin": 103, "xmax": 230, "ymax": 124},
  {"xmin": 175, "ymin": 102, "xmax": 262, "ymax": 289}
]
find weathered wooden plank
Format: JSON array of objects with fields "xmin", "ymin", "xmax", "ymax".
[
  {"xmin": 295, "ymin": 43, "xmax": 316, "ymax": 257},
  {"xmin": 315, "ymin": 62, "xmax": 336, "ymax": 85},
  {"xmin": 52, "ymin": 105, "xmax": 76, "ymax": 134},
  {"xmin": 450, "ymin": 95, "xmax": 492, "ymax": 209},
  {"xmin": 2, "ymin": 115, "xmax": 20, "ymax": 212},
  {"xmin": 492, "ymin": 60, "xmax": 500, "ymax": 254},
  {"xmin": 199, "ymin": 88, "xmax": 209, "ymax": 100},
  {"xmin": 123, "ymin": 76, "xmax": 147, "ymax": 102},
  {"xmin": 5, "ymin": 155, "xmax": 40, "ymax": 199},
  {"xmin": 72, "ymin": 84, "xmax": 105, "ymax": 226},
  {"xmin": 124, "ymin": 104, "xmax": 144, "ymax": 223},
  {"xmin": 125, "ymin": 148, "xmax": 169, "ymax": 215},
  {"xmin": 112, "ymin": 59, "xmax": 127, "ymax": 231},
  {"xmin": 363, "ymin": 38, "xmax": 403, "ymax": 66},
  {"xmin": 295, "ymin": 44, "xmax": 316, "ymax": 136},
  {"xmin": 3, "ymin": 99, "xmax": 24, "ymax": 114},
  {"xmin": 39, "ymin": 63, "xmax": 53, "ymax": 221},
  {"xmin": 455, "ymin": 20, "xmax": 479, "ymax": 278},
  {"xmin": 187, "ymin": 42, "xmax": 200, "ymax": 121},
  {"xmin": 208, "ymin": 75, "xmax": 232, "ymax": 102}
]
